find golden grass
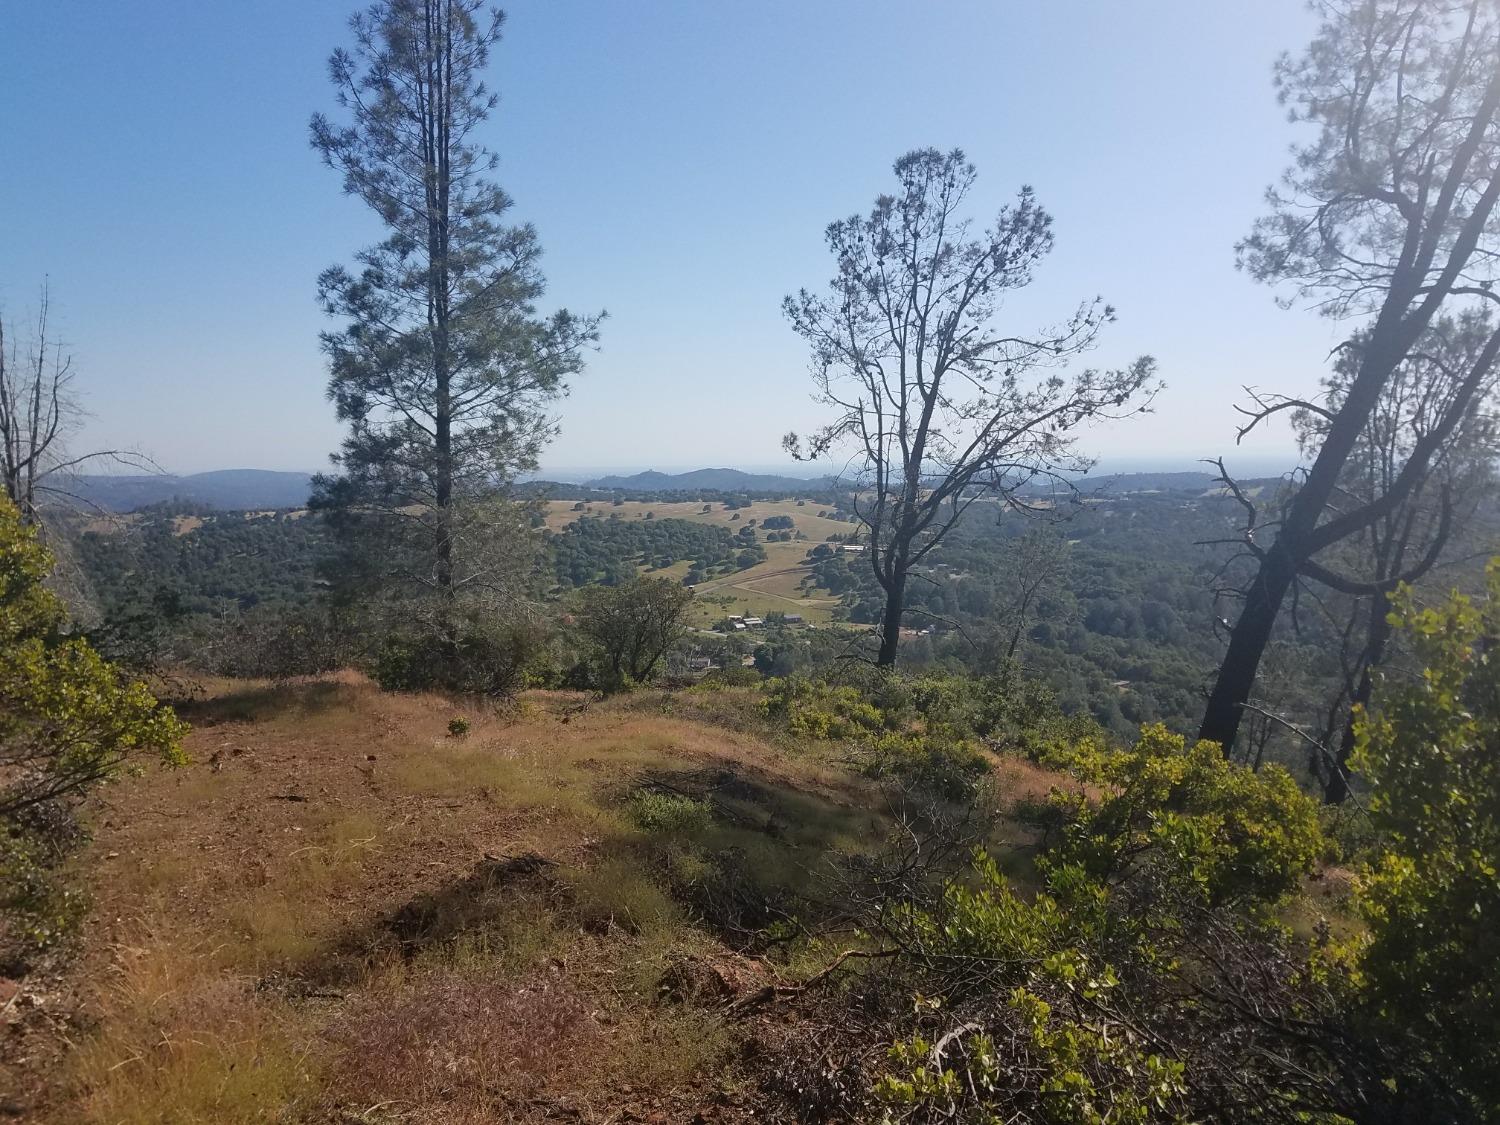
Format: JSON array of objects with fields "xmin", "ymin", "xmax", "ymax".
[
  {"xmin": 50, "ymin": 674, "xmax": 901, "ymax": 1123},
  {"xmin": 70, "ymin": 943, "xmax": 322, "ymax": 1124},
  {"xmin": 540, "ymin": 498, "xmax": 855, "ymax": 624}
]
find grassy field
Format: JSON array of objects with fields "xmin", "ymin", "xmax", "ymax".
[
  {"xmin": 545, "ymin": 499, "xmax": 856, "ymax": 625},
  {"xmin": 541, "ymin": 497, "xmax": 852, "ymax": 538},
  {"xmin": 15, "ymin": 673, "xmax": 1051, "ymax": 1122}
]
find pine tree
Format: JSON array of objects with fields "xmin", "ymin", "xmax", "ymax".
[{"xmin": 310, "ymin": 0, "xmax": 600, "ymax": 658}]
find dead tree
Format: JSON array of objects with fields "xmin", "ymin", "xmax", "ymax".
[
  {"xmin": 0, "ymin": 284, "xmax": 147, "ymax": 526},
  {"xmin": 1298, "ymin": 317, "xmax": 1497, "ymax": 801}
]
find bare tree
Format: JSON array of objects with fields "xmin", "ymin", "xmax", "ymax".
[
  {"xmin": 1201, "ymin": 0, "xmax": 1500, "ymax": 754},
  {"xmin": 996, "ymin": 526, "xmax": 1071, "ymax": 663},
  {"xmin": 0, "ymin": 284, "xmax": 144, "ymax": 526},
  {"xmin": 783, "ymin": 148, "xmax": 1159, "ymax": 667}
]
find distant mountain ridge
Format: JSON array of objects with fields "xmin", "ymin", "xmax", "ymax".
[
  {"xmin": 66, "ymin": 470, "xmax": 314, "ymax": 512},
  {"xmin": 583, "ymin": 467, "xmax": 828, "ymax": 492},
  {"xmin": 578, "ymin": 467, "xmax": 1244, "ymax": 496},
  {"xmin": 57, "ymin": 466, "xmax": 1258, "ymax": 514}
]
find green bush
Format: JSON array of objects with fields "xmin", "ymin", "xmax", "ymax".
[
  {"xmin": 763, "ymin": 677, "xmax": 888, "ymax": 740},
  {"xmin": 1350, "ymin": 564, "xmax": 1500, "ymax": 1114},
  {"xmin": 1042, "ymin": 724, "xmax": 1322, "ymax": 908},
  {"xmin": 0, "ymin": 498, "xmax": 185, "ymax": 971},
  {"xmin": 374, "ymin": 620, "xmax": 542, "ymax": 697},
  {"xmin": 628, "ymin": 790, "xmax": 712, "ymax": 837},
  {"xmin": 861, "ymin": 731, "xmax": 989, "ymax": 801}
]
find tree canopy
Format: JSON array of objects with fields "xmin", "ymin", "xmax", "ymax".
[{"xmin": 784, "ymin": 148, "xmax": 1158, "ymax": 665}]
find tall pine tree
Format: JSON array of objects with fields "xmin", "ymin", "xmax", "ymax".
[{"xmin": 311, "ymin": 0, "xmax": 599, "ymax": 670}]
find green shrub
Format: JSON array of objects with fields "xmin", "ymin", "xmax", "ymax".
[
  {"xmin": 1350, "ymin": 564, "xmax": 1500, "ymax": 1113},
  {"xmin": 871, "ymin": 851, "xmax": 1191, "ymax": 1124},
  {"xmin": 0, "ymin": 498, "xmax": 185, "ymax": 970},
  {"xmin": 447, "ymin": 716, "xmax": 471, "ymax": 738},
  {"xmin": 693, "ymin": 666, "xmax": 760, "ymax": 689},
  {"xmin": 374, "ymin": 620, "xmax": 542, "ymax": 696},
  {"xmin": 0, "ymin": 831, "xmax": 88, "ymax": 968},
  {"xmin": 1043, "ymin": 724, "xmax": 1322, "ymax": 908},
  {"xmin": 763, "ymin": 677, "xmax": 888, "ymax": 740},
  {"xmin": 628, "ymin": 790, "xmax": 712, "ymax": 836},
  {"xmin": 861, "ymin": 732, "xmax": 989, "ymax": 801}
]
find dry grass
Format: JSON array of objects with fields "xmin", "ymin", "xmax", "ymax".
[
  {"xmin": 542, "ymin": 498, "xmax": 851, "ymax": 541},
  {"xmin": 539, "ymin": 498, "xmax": 853, "ymax": 624},
  {"xmin": 17, "ymin": 673, "xmax": 913, "ymax": 1123},
  {"xmin": 326, "ymin": 968, "xmax": 600, "ymax": 1120},
  {"xmin": 69, "ymin": 942, "xmax": 323, "ymax": 1123}
]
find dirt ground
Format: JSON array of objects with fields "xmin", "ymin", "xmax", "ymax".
[{"xmin": 2, "ymin": 674, "xmax": 929, "ymax": 1123}]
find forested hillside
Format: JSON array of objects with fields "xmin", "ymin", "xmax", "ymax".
[{"xmin": 69, "ymin": 477, "xmax": 1495, "ymax": 756}]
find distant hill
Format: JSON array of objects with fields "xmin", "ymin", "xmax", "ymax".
[
  {"xmin": 584, "ymin": 467, "xmax": 829, "ymax": 493},
  {"xmin": 66, "ymin": 470, "xmax": 314, "ymax": 512},
  {"xmin": 577, "ymin": 468, "xmax": 1232, "ymax": 498},
  {"xmin": 1068, "ymin": 471, "xmax": 1221, "ymax": 495}
]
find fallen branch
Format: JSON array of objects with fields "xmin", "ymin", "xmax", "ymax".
[{"xmin": 725, "ymin": 946, "xmax": 898, "ymax": 1015}]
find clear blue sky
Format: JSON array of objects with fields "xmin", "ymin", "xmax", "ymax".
[{"xmin": 2, "ymin": 0, "xmax": 1337, "ymax": 477}]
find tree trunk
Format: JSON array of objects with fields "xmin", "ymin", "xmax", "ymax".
[
  {"xmin": 1200, "ymin": 308, "xmax": 1422, "ymax": 754},
  {"xmin": 876, "ymin": 571, "xmax": 906, "ymax": 667},
  {"xmin": 1324, "ymin": 597, "xmax": 1394, "ymax": 805},
  {"xmin": 427, "ymin": 0, "xmax": 454, "ymax": 618},
  {"xmin": 1199, "ymin": 542, "xmax": 1297, "ymax": 752}
]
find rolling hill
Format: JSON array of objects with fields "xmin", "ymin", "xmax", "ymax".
[
  {"xmin": 584, "ymin": 467, "xmax": 828, "ymax": 492},
  {"xmin": 64, "ymin": 469, "xmax": 315, "ymax": 512}
]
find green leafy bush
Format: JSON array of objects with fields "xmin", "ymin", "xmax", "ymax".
[
  {"xmin": 763, "ymin": 677, "xmax": 888, "ymax": 740},
  {"xmin": 1042, "ymin": 724, "xmax": 1322, "ymax": 907},
  {"xmin": 872, "ymin": 851, "xmax": 1191, "ymax": 1124},
  {"xmin": 0, "ymin": 498, "xmax": 186, "ymax": 968},
  {"xmin": 1350, "ymin": 564, "xmax": 1500, "ymax": 1115},
  {"xmin": 374, "ymin": 619, "xmax": 542, "ymax": 696},
  {"xmin": 861, "ymin": 732, "xmax": 989, "ymax": 801}
]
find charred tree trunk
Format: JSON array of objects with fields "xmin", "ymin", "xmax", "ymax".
[
  {"xmin": 1201, "ymin": 543, "xmax": 1298, "ymax": 751},
  {"xmin": 1200, "ymin": 295, "xmax": 1430, "ymax": 753},
  {"xmin": 876, "ymin": 571, "xmax": 906, "ymax": 668}
]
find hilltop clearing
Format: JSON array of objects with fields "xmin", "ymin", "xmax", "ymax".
[{"xmin": 1, "ymin": 673, "xmax": 1056, "ymax": 1123}]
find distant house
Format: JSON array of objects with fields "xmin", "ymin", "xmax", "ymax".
[
  {"xmin": 783, "ymin": 614, "xmax": 804, "ymax": 624},
  {"xmin": 743, "ymin": 616, "xmax": 765, "ymax": 628},
  {"xmin": 732, "ymin": 622, "xmax": 747, "ymax": 631},
  {"xmin": 841, "ymin": 544, "xmax": 867, "ymax": 553},
  {"xmin": 687, "ymin": 656, "xmax": 714, "ymax": 675}
]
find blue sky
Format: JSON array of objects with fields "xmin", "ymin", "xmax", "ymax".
[{"xmin": 1, "ymin": 0, "xmax": 1337, "ymax": 476}]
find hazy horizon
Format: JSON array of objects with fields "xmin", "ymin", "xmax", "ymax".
[{"xmin": 74, "ymin": 451, "xmax": 1298, "ymax": 484}]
